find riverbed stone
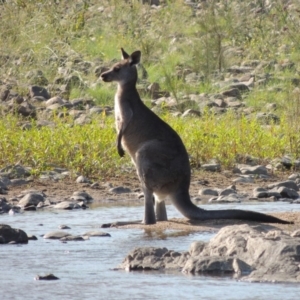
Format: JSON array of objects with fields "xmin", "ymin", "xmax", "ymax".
[
  {"xmin": 70, "ymin": 191, "xmax": 93, "ymax": 203},
  {"xmin": 201, "ymin": 164, "xmax": 221, "ymax": 172},
  {"xmin": 0, "ymin": 224, "xmax": 28, "ymax": 244},
  {"xmin": 238, "ymin": 165, "xmax": 268, "ymax": 175},
  {"xmin": 269, "ymin": 186, "xmax": 299, "ymax": 199},
  {"xmin": 18, "ymin": 192, "xmax": 45, "ymax": 207},
  {"xmin": 35, "ymin": 274, "xmax": 59, "ymax": 280},
  {"xmin": 60, "ymin": 235, "xmax": 86, "ymax": 242},
  {"xmin": 267, "ymin": 180, "xmax": 299, "ymax": 191},
  {"xmin": 119, "ymin": 224, "xmax": 300, "ymax": 282},
  {"xmin": 53, "ymin": 201, "xmax": 76, "ymax": 209},
  {"xmin": 43, "ymin": 231, "xmax": 72, "ymax": 239},
  {"xmin": 82, "ymin": 231, "xmax": 111, "ymax": 237},
  {"xmin": 109, "ymin": 186, "xmax": 132, "ymax": 194},
  {"xmin": 198, "ymin": 188, "xmax": 218, "ymax": 196}
]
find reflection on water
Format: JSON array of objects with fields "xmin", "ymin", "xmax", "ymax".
[{"xmin": 1, "ymin": 202, "xmax": 300, "ymax": 300}]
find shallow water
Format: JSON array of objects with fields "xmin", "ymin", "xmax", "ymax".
[{"xmin": 1, "ymin": 202, "xmax": 300, "ymax": 300}]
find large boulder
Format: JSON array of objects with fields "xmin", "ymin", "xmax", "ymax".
[
  {"xmin": 0, "ymin": 224, "xmax": 28, "ymax": 244},
  {"xmin": 119, "ymin": 224, "xmax": 300, "ymax": 282}
]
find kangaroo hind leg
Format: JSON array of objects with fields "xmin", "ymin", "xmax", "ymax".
[{"xmin": 154, "ymin": 194, "xmax": 168, "ymax": 221}]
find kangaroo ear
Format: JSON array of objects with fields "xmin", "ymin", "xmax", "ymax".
[
  {"xmin": 121, "ymin": 48, "xmax": 130, "ymax": 60},
  {"xmin": 129, "ymin": 51, "xmax": 141, "ymax": 66}
]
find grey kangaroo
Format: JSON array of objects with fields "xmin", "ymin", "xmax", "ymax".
[{"xmin": 100, "ymin": 48, "xmax": 291, "ymax": 225}]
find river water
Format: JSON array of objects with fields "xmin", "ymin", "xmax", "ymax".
[{"xmin": 1, "ymin": 202, "xmax": 300, "ymax": 300}]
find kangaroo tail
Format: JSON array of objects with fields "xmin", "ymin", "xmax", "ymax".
[{"xmin": 171, "ymin": 190, "xmax": 292, "ymax": 224}]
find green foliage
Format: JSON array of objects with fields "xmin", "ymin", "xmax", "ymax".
[{"xmin": 1, "ymin": 1, "xmax": 300, "ymax": 176}]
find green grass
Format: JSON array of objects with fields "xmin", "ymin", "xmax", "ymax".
[
  {"xmin": 1, "ymin": 0, "xmax": 300, "ymax": 176},
  {"xmin": 1, "ymin": 111, "xmax": 300, "ymax": 177}
]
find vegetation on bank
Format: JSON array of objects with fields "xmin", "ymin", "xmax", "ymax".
[
  {"xmin": 0, "ymin": 111, "xmax": 299, "ymax": 177},
  {"xmin": 1, "ymin": 0, "xmax": 300, "ymax": 177}
]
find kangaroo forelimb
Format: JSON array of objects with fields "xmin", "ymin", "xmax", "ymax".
[{"xmin": 117, "ymin": 129, "xmax": 125, "ymax": 157}]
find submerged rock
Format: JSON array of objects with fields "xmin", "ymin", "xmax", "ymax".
[{"xmin": 0, "ymin": 224, "xmax": 28, "ymax": 244}]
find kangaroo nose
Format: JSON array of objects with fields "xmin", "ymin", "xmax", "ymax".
[{"xmin": 100, "ymin": 73, "xmax": 108, "ymax": 81}]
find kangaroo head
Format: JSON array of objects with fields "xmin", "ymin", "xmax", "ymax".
[{"xmin": 100, "ymin": 48, "xmax": 141, "ymax": 85}]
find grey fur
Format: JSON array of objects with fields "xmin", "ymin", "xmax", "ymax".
[{"xmin": 100, "ymin": 48, "xmax": 291, "ymax": 225}]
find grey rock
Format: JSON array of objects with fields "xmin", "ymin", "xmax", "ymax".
[
  {"xmin": 239, "ymin": 165, "xmax": 268, "ymax": 175},
  {"xmin": 198, "ymin": 188, "xmax": 218, "ymax": 196},
  {"xmin": 60, "ymin": 235, "xmax": 86, "ymax": 242},
  {"xmin": 118, "ymin": 247, "xmax": 188, "ymax": 271},
  {"xmin": 222, "ymin": 88, "xmax": 241, "ymax": 99},
  {"xmin": 267, "ymin": 180, "xmax": 299, "ymax": 191},
  {"xmin": 211, "ymin": 193, "xmax": 242, "ymax": 203},
  {"xmin": 83, "ymin": 231, "xmax": 111, "ymax": 237},
  {"xmin": 0, "ymin": 165, "xmax": 31, "ymax": 179},
  {"xmin": 230, "ymin": 83, "xmax": 250, "ymax": 92},
  {"xmin": 43, "ymin": 231, "xmax": 72, "ymax": 239},
  {"xmin": 219, "ymin": 188, "xmax": 237, "ymax": 196},
  {"xmin": 201, "ymin": 164, "xmax": 221, "ymax": 172},
  {"xmin": 18, "ymin": 192, "xmax": 45, "ymax": 207},
  {"xmin": 0, "ymin": 197, "xmax": 12, "ymax": 213},
  {"xmin": 34, "ymin": 274, "xmax": 59, "ymax": 280},
  {"xmin": 183, "ymin": 256, "xmax": 234, "ymax": 274},
  {"xmin": 256, "ymin": 112, "xmax": 280, "ymax": 124},
  {"xmin": 232, "ymin": 176, "xmax": 254, "ymax": 183},
  {"xmin": 59, "ymin": 225, "xmax": 71, "ymax": 230},
  {"xmin": 10, "ymin": 179, "xmax": 32, "ymax": 186},
  {"xmin": 271, "ymin": 186, "xmax": 299, "ymax": 199},
  {"xmin": 29, "ymin": 85, "xmax": 50, "ymax": 100},
  {"xmin": 109, "ymin": 186, "xmax": 132, "ymax": 194},
  {"xmin": 70, "ymin": 191, "xmax": 93, "ymax": 203},
  {"xmin": 53, "ymin": 201, "xmax": 79, "ymax": 210},
  {"xmin": 189, "ymin": 241, "xmax": 206, "ymax": 257},
  {"xmin": 76, "ymin": 175, "xmax": 91, "ymax": 183},
  {"xmin": 0, "ymin": 224, "xmax": 28, "ymax": 244}
]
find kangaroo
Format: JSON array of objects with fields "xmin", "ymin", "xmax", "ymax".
[{"xmin": 100, "ymin": 48, "xmax": 291, "ymax": 225}]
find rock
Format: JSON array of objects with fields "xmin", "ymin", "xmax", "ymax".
[
  {"xmin": 232, "ymin": 176, "xmax": 254, "ymax": 184},
  {"xmin": 60, "ymin": 235, "xmax": 86, "ymax": 242},
  {"xmin": 252, "ymin": 187, "xmax": 281, "ymax": 199},
  {"xmin": 0, "ymin": 197, "xmax": 12, "ymax": 213},
  {"xmin": 0, "ymin": 165, "xmax": 31, "ymax": 178},
  {"xmin": 181, "ymin": 109, "xmax": 201, "ymax": 118},
  {"xmin": 271, "ymin": 186, "xmax": 299, "ymax": 199},
  {"xmin": 109, "ymin": 186, "xmax": 132, "ymax": 194},
  {"xmin": 222, "ymin": 88, "xmax": 241, "ymax": 99},
  {"xmin": 120, "ymin": 224, "xmax": 300, "ymax": 282},
  {"xmin": 256, "ymin": 112, "xmax": 280, "ymax": 124},
  {"xmin": 183, "ymin": 256, "xmax": 234, "ymax": 274},
  {"xmin": 59, "ymin": 225, "xmax": 71, "ymax": 230},
  {"xmin": 198, "ymin": 188, "xmax": 218, "ymax": 196},
  {"xmin": 118, "ymin": 247, "xmax": 188, "ymax": 271},
  {"xmin": 210, "ymin": 193, "xmax": 242, "ymax": 203},
  {"xmin": 83, "ymin": 231, "xmax": 111, "ymax": 237},
  {"xmin": 28, "ymin": 235, "xmax": 38, "ymax": 240},
  {"xmin": 53, "ymin": 201, "xmax": 79, "ymax": 210},
  {"xmin": 43, "ymin": 231, "xmax": 72, "ymax": 239},
  {"xmin": 219, "ymin": 188, "xmax": 237, "ymax": 196},
  {"xmin": 18, "ymin": 192, "xmax": 45, "ymax": 207},
  {"xmin": 29, "ymin": 85, "xmax": 50, "ymax": 100},
  {"xmin": 238, "ymin": 165, "xmax": 268, "ymax": 175},
  {"xmin": 201, "ymin": 164, "xmax": 221, "ymax": 172},
  {"xmin": 0, "ymin": 224, "xmax": 28, "ymax": 244},
  {"xmin": 267, "ymin": 180, "xmax": 299, "ymax": 191},
  {"xmin": 229, "ymin": 83, "xmax": 250, "ymax": 92},
  {"xmin": 34, "ymin": 274, "xmax": 59, "ymax": 280},
  {"xmin": 189, "ymin": 241, "xmax": 206, "ymax": 257},
  {"xmin": 70, "ymin": 191, "xmax": 93, "ymax": 203},
  {"xmin": 76, "ymin": 175, "xmax": 91, "ymax": 183}
]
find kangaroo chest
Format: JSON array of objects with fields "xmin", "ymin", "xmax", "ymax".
[{"xmin": 114, "ymin": 93, "xmax": 133, "ymax": 133}]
